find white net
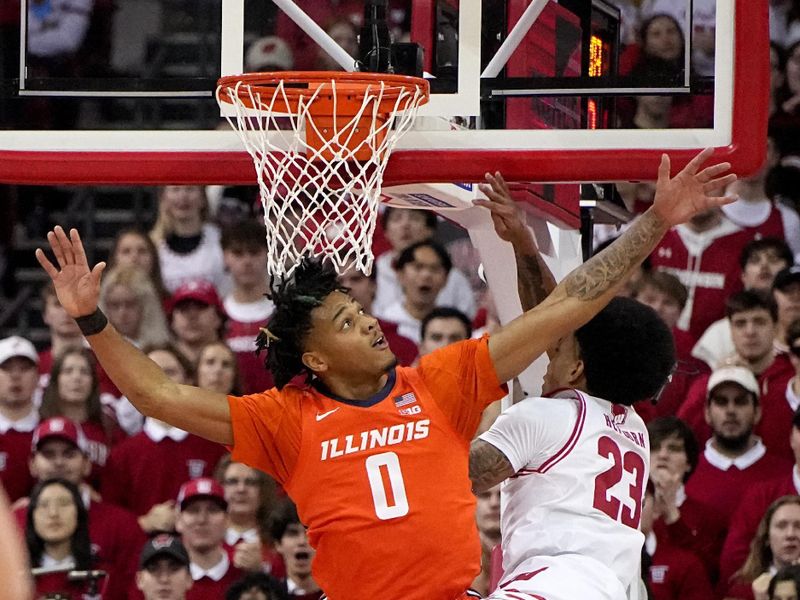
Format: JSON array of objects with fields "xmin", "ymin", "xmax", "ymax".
[{"xmin": 216, "ymin": 75, "xmax": 428, "ymax": 279}]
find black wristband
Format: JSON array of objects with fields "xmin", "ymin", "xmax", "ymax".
[{"xmin": 75, "ymin": 308, "xmax": 108, "ymax": 337}]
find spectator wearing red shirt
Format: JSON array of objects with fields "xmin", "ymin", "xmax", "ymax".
[
  {"xmin": 215, "ymin": 454, "xmax": 282, "ymax": 577},
  {"xmin": 720, "ymin": 405, "xmax": 800, "ymax": 591},
  {"xmin": 273, "ymin": 0, "xmax": 409, "ymax": 72},
  {"xmin": 722, "ymin": 138, "xmax": 800, "ymax": 260},
  {"xmin": 269, "ymin": 499, "xmax": 323, "ymax": 599},
  {"xmin": 176, "ymin": 478, "xmax": 244, "ymax": 600},
  {"xmin": 26, "ymin": 478, "xmax": 106, "ymax": 600},
  {"xmin": 0, "ymin": 336, "xmax": 40, "ymax": 501},
  {"xmin": 647, "ymin": 416, "xmax": 727, "ymax": 583},
  {"xmin": 16, "ymin": 416, "xmax": 144, "ymax": 599},
  {"xmin": 642, "ymin": 484, "xmax": 715, "ymax": 600},
  {"xmin": 39, "ymin": 282, "xmax": 120, "ymax": 398},
  {"xmin": 693, "ymin": 237, "xmax": 794, "ymax": 370},
  {"xmin": 632, "ymin": 271, "xmax": 708, "ymax": 418},
  {"xmin": 774, "ymin": 267, "xmax": 800, "ymax": 354},
  {"xmin": 220, "ymin": 221, "xmax": 276, "ymax": 394},
  {"xmin": 136, "ymin": 534, "xmax": 194, "ymax": 600},
  {"xmin": 168, "ymin": 279, "xmax": 228, "ymax": 366},
  {"xmin": 38, "ymin": 282, "xmax": 84, "ymax": 388},
  {"xmin": 650, "ymin": 207, "xmax": 751, "ymax": 340},
  {"xmin": 39, "ymin": 346, "xmax": 126, "ymax": 488},
  {"xmin": 678, "ymin": 290, "xmax": 795, "ymax": 459},
  {"xmin": 619, "ymin": 13, "xmax": 714, "ymax": 128},
  {"xmin": 723, "ymin": 496, "xmax": 800, "ymax": 600},
  {"xmin": 197, "ymin": 341, "xmax": 243, "ymax": 398},
  {"xmin": 685, "ymin": 367, "xmax": 792, "ymax": 525},
  {"xmin": 101, "ymin": 345, "xmax": 226, "ymax": 529}
]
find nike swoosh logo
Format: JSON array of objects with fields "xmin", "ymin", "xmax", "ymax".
[{"xmin": 315, "ymin": 408, "xmax": 340, "ymax": 422}]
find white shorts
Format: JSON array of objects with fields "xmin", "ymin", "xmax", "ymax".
[{"xmin": 485, "ymin": 555, "xmax": 629, "ymax": 600}]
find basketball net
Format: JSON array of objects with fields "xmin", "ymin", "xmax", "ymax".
[{"xmin": 216, "ymin": 73, "xmax": 429, "ymax": 278}]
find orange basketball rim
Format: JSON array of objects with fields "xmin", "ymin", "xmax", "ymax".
[{"xmin": 216, "ymin": 71, "xmax": 430, "ymax": 162}]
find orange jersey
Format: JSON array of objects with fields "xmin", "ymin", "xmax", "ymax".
[{"xmin": 228, "ymin": 336, "xmax": 506, "ymax": 600}]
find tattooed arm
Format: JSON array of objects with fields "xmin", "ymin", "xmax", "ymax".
[
  {"xmin": 476, "ymin": 173, "xmax": 556, "ymax": 311},
  {"xmin": 470, "ymin": 439, "xmax": 516, "ymax": 493},
  {"xmin": 487, "ymin": 148, "xmax": 736, "ymax": 383}
]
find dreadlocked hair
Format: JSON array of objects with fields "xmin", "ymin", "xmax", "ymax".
[{"xmin": 257, "ymin": 257, "xmax": 345, "ymax": 389}]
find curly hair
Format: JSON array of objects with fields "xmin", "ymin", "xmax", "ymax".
[
  {"xmin": 257, "ymin": 258, "xmax": 345, "ymax": 389},
  {"xmin": 575, "ymin": 297, "xmax": 676, "ymax": 406}
]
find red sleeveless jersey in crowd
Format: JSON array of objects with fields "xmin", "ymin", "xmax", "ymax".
[{"xmin": 228, "ymin": 336, "xmax": 506, "ymax": 600}]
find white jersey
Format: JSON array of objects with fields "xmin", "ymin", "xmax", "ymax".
[{"xmin": 479, "ymin": 389, "xmax": 649, "ymax": 593}]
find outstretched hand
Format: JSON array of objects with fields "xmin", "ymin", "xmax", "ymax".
[
  {"xmin": 475, "ymin": 172, "xmax": 534, "ymax": 248},
  {"xmin": 652, "ymin": 147, "xmax": 737, "ymax": 227},
  {"xmin": 35, "ymin": 226, "xmax": 106, "ymax": 318}
]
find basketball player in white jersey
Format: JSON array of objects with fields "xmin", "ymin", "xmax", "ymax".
[{"xmin": 470, "ymin": 297, "xmax": 676, "ymax": 600}]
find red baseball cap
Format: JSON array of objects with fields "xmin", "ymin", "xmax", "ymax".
[
  {"xmin": 32, "ymin": 417, "xmax": 89, "ymax": 455},
  {"xmin": 177, "ymin": 477, "xmax": 228, "ymax": 511},
  {"xmin": 167, "ymin": 279, "xmax": 226, "ymax": 318}
]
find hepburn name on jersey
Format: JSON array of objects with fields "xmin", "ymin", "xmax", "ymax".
[
  {"xmin": 603, "ymin": 414, "xmax": 647, "ymax": 449},
  {"xmin": 320, "ymin": 419, "xmax": 430, "ymax": 461}
]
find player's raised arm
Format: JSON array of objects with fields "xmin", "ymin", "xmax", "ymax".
[
  {"xmin": 487, "ymin": 148, "xmax": 736, "ymax": 383},
  {"xmin": 476, "ymin": 172, "xmax": 557, "ymax": 311},
  {"xmin": 35, "ymin": 227, "xmax": 233, "ymax": 444}
]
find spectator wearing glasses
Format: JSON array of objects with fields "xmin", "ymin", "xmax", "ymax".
[{"xmin": 215, "ymin": 455, "xmax": 281, "ymax": 576}]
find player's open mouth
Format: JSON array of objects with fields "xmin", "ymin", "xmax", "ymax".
[
  {"xmin": 372, "ymin": 335, "xmax": 387, "ymax": 349},
  {"xmin": 295, "ymin": 551, "xmax": 311, "ymax": 561}
]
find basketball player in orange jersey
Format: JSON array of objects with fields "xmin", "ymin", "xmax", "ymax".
[{"xmin": 37, "ymin": 149, "xmax": 736, "ymax": 600}]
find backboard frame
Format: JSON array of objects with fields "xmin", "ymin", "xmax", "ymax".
[{"xmin": 0, "ymin": 0, "xmax": 768, "ymax": 185}]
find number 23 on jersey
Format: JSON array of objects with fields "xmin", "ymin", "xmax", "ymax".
[{"xmin": 592, "ymin": 435, "xmax": 646, "ymax": 528}]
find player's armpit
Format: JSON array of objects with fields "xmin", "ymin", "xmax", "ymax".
[{"xmin": 469, "ymin": 439, "xmax": 515, "ymax": 493}]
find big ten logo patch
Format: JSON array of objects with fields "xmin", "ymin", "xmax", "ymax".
[
  {"xmin": 186, "ymin": 459, "xmax": 207, "ymax": 479},
  {"xmin": 394, "ymin": 392, "xmax": 422, "ymax": 416}
]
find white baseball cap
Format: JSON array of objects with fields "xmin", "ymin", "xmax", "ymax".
[
  {"xmin": 706, "ymin": 366, "xmax": 759, "ymax": 397},
  {"xmin": 0, "ymin": 336, "xmax": 38, "ymax": 367}
]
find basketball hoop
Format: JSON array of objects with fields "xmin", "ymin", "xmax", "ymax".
[{"xmin": 216, "ymin": 71, "xmax": 430, "ymax": 278}]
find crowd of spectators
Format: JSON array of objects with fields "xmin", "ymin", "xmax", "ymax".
[{"xmin": 2, "ymin": 2, "xmax": 800, "ymax": 600}]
